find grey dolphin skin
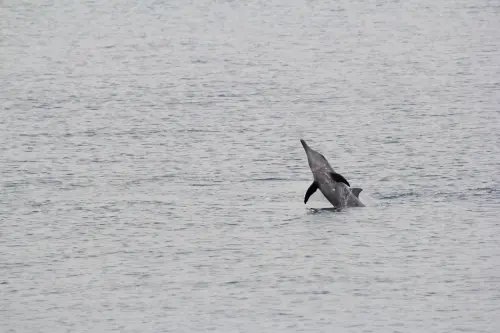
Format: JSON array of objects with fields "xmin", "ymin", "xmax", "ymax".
[{"xmin": 301, "ymin": 139, "xmax": 365, "ymax": 208}]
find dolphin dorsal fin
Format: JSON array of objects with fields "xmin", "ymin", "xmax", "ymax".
[{"xmin": 351, "ymin": 188, "xmax": 363, "ymax": 198}]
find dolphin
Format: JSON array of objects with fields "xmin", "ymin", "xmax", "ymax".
[{"xmin": 301, "ymin": 139, "xmax": 365, "ymax": 208}]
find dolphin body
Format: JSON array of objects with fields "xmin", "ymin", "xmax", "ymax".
[{"xmin": 301, "ymin": 139, "xmax": 365, "ymax": 208}]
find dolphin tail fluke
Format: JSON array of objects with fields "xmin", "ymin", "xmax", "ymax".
[
  {"xmin": 330, "ymin": 172, "xmax": 350, "ymax": 187},
  {"xmin": 304, "ymin": 181, "xmax": 318, "ymax": 204},
  {"xmin": 351, "ymin": 188, "xmax": 363, "ymax": 198}
]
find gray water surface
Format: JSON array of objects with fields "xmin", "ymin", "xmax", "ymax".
[{"xmin": 1, "ymin": 0, "xmax": 500, "ymax": 332}]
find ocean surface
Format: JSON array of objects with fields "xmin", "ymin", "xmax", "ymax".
[{"xmin": 1, "ymin": 0, "xmax": 500, "ymax": 332}]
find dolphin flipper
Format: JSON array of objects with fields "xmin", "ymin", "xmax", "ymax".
[
  {"xmin": 304, "ymin": 181, "xmax": 319, "ymax": 204},
  {"xmin": 351, "ymin": 188, "xmax": 363, "ymax": 198},
  {"xmin": 330, "ymin": 172, "xmax": 350, "ymax": 187}
]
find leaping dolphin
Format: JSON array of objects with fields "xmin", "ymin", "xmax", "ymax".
[{"xmin": 301, "ymin": 139, "xmax": 365, "ymax": 208}]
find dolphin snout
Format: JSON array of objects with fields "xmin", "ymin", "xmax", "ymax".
[{"xmin": 300, "ymin": 139, "xmax": 308, "ymax": 150}]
